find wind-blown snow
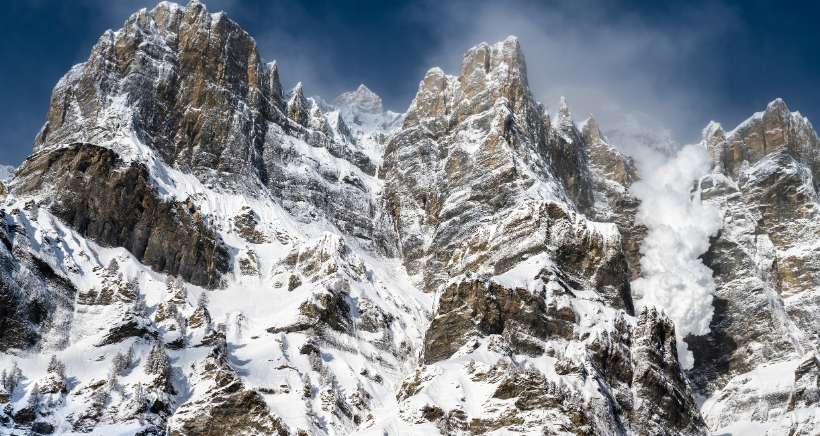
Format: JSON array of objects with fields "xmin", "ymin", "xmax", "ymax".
[
  {"xmin": 630, "ymin": 143, "xmax": 721, "ymax": 369},
  {"xmin": 0, "ymin": 164, "xmax": 14, "ymax": 181}
]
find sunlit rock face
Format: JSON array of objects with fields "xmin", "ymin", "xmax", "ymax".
[
  {"xmin": 689, "ymin": 99, "xmax": 820, "ymax": 434},
  {"xmin": 382, "ymin": 37, "xmax": 625, "ymax": 298},
  {"xmin": 379, "ymin": 36, "xmax": 710, "ymax": 436},
  {"xmin": 35, "ymin": 1, "xmax": 279, "ymax": 189},
  {"xmin": 26, "ymin": 0, "xmax": 396, "ymax": 267}
]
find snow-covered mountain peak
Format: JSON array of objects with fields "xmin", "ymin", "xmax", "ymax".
[
  {"xmin": 708, "ymin": 98, "xmax": 820, "ymax": 179},
  {"xmin": 290, "ymin": 81, "xmax": 304, "ymax": 95},
  {"xmin": 334, "ymin": 84, "xmax": 384, "ymax": 115},
  {"xmin": 462, "ymin": 35, "xmax": 525, "ymax": 76},
  {"xmin": 728, "ymin": 97, "xmax": 817, "ymax": 139},
  {"xmin": 404, "ymin": 36, "xmax": 537, "ymax": 139},
  {"xmin": 702, "ymin": 120, "xmax": 724, "ymax": 138},
  {"xmin": 579, "ymin": 116, "xmax": 604, "ymax": 143},
  {"xmin": 324, "ymin": 85, "xmax": 404, "ymax": 164},
  {"xmin": 690, "ymin": 100, "xmax": 820, "ymax": 434}
]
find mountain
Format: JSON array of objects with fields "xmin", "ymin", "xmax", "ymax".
[
  {"xmin": 691, "ymin": 99, "xmax": 820, "ymax": 434},
  {"xmin": 0, "ymin": 1, "xmax": 816, "ymax": 435}
]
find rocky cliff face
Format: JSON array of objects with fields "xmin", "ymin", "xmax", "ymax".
[
  {"xmin": 382, "ymin": 38, "xmax": 622, "ymax": 298},
  {"xmin": 687, "ymin": 99, "xmax": 820, "ymax": 434},
  {"xmin": 373, "ymin": 38, "xmax": 707, "ymax": 436},
  {"xmin": 35, "ymin": 1, "xmax": 274, "ymax": 189},
  {"xmin": 13, "ymin": 143, "xmax": 230, "ymax": 288},
  {"xmin": 0, "ymin": 1, "xmax": 816, "ymax": 435}
]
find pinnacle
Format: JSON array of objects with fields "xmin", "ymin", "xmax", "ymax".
[
  {"xmin": 766, "ymin": 97, "xmax": 789, "ymax": 114},
  {"xmin": 558, "ymin": 96, "xmax": 574, "ymax": 128},
  {"xmin": 425, "ymin": 67, "xmax": 446, "ymax": 78},
  {"xmin": 702, "ymin": 121, "xmax": 724, "ymax": 139},
  {"xmin": 185, "ymin": 0, "xmax": 207, "ymax": 15}
]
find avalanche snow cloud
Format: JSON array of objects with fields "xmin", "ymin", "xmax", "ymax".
[{"xmin": 630, "ymin": 144, "xmax": 722, "ymax": 369}]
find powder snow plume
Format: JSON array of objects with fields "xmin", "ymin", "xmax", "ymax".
[{"xmin": 630, "ymin": 143, "xmax": 722, "ymax": 369}]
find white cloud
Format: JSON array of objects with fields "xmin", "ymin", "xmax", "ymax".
[{"xmin": 629, "ymin": 144, "xmax": 721, "ymax": 369}]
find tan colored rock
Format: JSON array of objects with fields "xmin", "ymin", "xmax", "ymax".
[{"xmin": 423, "ymin": 279, "xmax": 576, "ymax": 364}]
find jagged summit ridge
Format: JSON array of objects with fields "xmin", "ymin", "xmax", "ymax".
[
  {"xmin": 2, "ymin": 23, "xmax": 691, "ymax": 434},
  {"xmin": 384, "ymin": 35, "xmax": 605, "ymax": 291},
  {"xmin": 705, "ymin": 97, "xmax": 820, "ymax": 178},
  {"xmin": 35, "ymin": 0, "xmax": 275, "ymax": 186},
  {"xmin": 32, "ymin": 0, "xmax": 378, "ymax": 194},
  {"xmin": 405, "ymin": 36, "xmax": 535, "ymax": 131},
  {"xmin": 21, "ymin": 0, "xmax": 396, "ymax": 262},
  {"xmin": 1, "ymin": 1, "xmax": 818, "ymax": 433}
]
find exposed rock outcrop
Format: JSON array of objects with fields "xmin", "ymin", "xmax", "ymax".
[
  {"xmin": 383, "ymin": 37, "xmax": 627, "ymax": 300},
  {"xmin": 630, "ymin": 308, "xmax": 706, "ymax": 435},
  {"xmin": 13, "ymin": 143, "xmax": 230, "ymax": 288},
  {"xmin": 31, "ymin": 0, "xmax": 387, "ymax": 256},
  {"xmin": 422, "ymin": 280, "xmax": 575, "ymax": 364},
  {"xmin": 169, "ymin": 334, "xmax": 290, "ymax": 436},
  {"xmin": 35, "ymin": 1, "xmax": 280, "ymax": 189}
]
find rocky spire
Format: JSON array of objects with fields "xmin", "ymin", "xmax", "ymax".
[
  {"xmin": 32, "ymin": 0, "xmax": 275, "ymax": 189},
  {"xmin": 403, "ymin": 35, "xmax": 538, "ymax": 136},
  {"xmin": 402, "ymin": 67, "xmax": 449, "ymax": 128},
  {"xmin": 307, "ymin": 100, "xmax": 332, "ymax": 136},
  {"xmin": 766, "ymin": 97, "xmax": 789, "ymax": 117},
  {"xmin": 581, "ymin": 116, "xmax": 606, "ymax": 145},
  {"xmin": 702, "ymin": 121, "xmax": 726, "ymax": 172},
  {"xmin": 546, "ymin": 96, "xmax": 593, "ymax": 210},
  {"xmin": 460, "ymin": 36, "xmax": 528, "ymax": 90},
  {"xmin": 331, "ymin": 111, "xmax": 352, "ymax": 142},
  {"xmin": 384, "ymin": 36, "xmax": 602, "ymax": 293},
  {"xmin": 459, "ymin": 36, "xmax": 531, "ymax": 119},
  {"xmin": 265, "ymin": 61, "xmax": 285, "ymax": 111},
  {"xmin": 580, "ymin": 115, "xmax": 636, "ymax": 189},
  {"xmin": 287, "ymin": 82, "xmax": 310, "ymax": 126},
  {"xmin": 557, "ymin": 96, "xmax": 574, "ymax": 130}
]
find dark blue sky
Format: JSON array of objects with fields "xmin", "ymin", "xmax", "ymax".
[{"xmin": 1, "ymin": 0, "xmax": 819, "ymax": 165}]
